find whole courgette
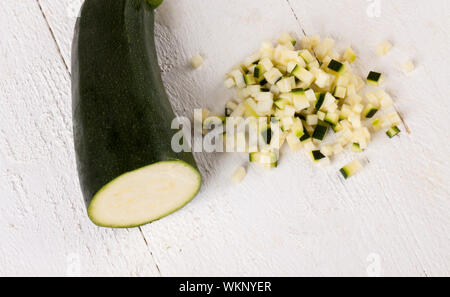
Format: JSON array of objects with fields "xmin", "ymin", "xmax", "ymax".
[{"xmin": 72, "ymin": 0, "xmax": 201, "ymax": 228}]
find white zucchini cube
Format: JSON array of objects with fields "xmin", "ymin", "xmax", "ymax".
[
  {"xmin": 293, "ymin": 67, "xmax": 315, "ymax": 85},
  {"xmin": 231, "ymin": 166, "xmax": 247, "ymax": 184},
  {"xmin": 286, "ymin": 132, "xmax": 301, "ymax": 151},
  {"xmin": 334, "ymin": 86, "xmax": 347, "ymax": 99},
  {"xmin": 401, "ymin": 61, "xmax": 415, "ymax": 74},
  {"xmin": 376, "ymin": 41, "xmax": 393, "ymax": 56},
  {"xmin": 307, "ymin": 114, "xmax": 318, "ymax": 126},
  {"xmin": 244, "ymin": 52, "xmax": 261, "ymax": 67},
  {"xmin": 255, "ymin": 91, "xmax": 273, "ymax": 102},
  {"xmin": 299, "ymin": 50, "xmax": 315, "ymax": 64},
  {"xmin": 260, "ymin": 57, "xmax": 274, "ymax": 72},
  {"xmin": 264, "ymin": 68, "xmax": 283, "ymax": 84},
  {"xmin": 305, "ymin": 89, "xmax": 316, "ymax": 102},
  {"xmin": 314, "ymin": 70, "xmax": 331, "ymax": 89},
  {"xmin": 343, "ymin": 47, "xmax": 356, "ymax": 62},
  {"xmin": 276, "ymin": 78, "xmax": 293, "ymax": 93},
  {"xmin": 224, "ymin": 78, "xmax": 235, "ymax": 89},
  {"xmin": 293, "ymin": 96, "xmax": 310, "ymax": 112},
  {"xmin": 190, "ymin": 54, "xmax": 204, "ymax": 69},
  {"xmin": 229, "ymin": 69, "xmax": 246, "ymax": 89}
]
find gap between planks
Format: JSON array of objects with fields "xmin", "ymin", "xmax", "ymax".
[
  {"xmin": 36, "ymin": 0, "xmax": 70, "ymax": 73},
  {"xmin": 35, "ymin": 0, "xmax": 164, "ymax": 276}
]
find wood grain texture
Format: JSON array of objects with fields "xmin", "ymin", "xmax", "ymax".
[
  {"xmin": 0, "ymin": 0, "xmax": 160, "ymax": 276},
  {"xmin": 1, "ymin": 0, "xmax": 449, "ymax": 276}
]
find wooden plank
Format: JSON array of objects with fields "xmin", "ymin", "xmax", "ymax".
[{"xmin": 0, "ymin": 0, "xmax": 160, "ymax": 276}]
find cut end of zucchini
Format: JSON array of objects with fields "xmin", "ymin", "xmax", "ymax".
[{"xmin": 88, "ymin": 161, "xmax": 201, "ymax": 228}]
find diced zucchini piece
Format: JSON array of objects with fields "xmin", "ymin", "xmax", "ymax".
[
  {"xmin": 190, "ymin": 54, "xmax": 204, "ymax": 69},
  {"xmin": 244, "ymin": 52, "xmax": 261, "ymax": 67},
  {"xmin": 386, "ymin": 126, "xmax": 401, "ymax": 138},
  {"xmin": 231, "ymin": 166, "xmax": 247, "ymax": 184},
  {"xmin": 322, "ymin": 93, "xmax": 336, "ymax": 110},
  {"xmin": 286, "ymin": 132, "xmax": 301, "ymax": 151},
  {"xmin": 244, "ymin": 73, "xmax": 257, "ymax": 85},
  {"xmin": 225, "ymin": 100, "xmax": 238, "ymax": 117},
  {"xmin": 324, "ymin": 112, "xmax": 339, "ymax": 126},
  {"xmin": 306, "ymin": 114, "xmax": 318, "ymax": 126},
  {"xmin": 287, "ymin": 62, "xmax": 298, "ymax": 74},
  {"xmin": 276, "ymin": 78, "xmax": 293, "ymax": 93},
  {"xmin": 291, "ymin": 118, "xmax": 304, "ymax": 138},
  {"xmin": 371, "ymin": 118, "xmax": 382, "ymax": 131},
  {"xmin": 320, "ymin": 145, "xmax": 333, "ymax": 157},
  {"xmin": 243, "ymin": 99, "xmax": 259, "ymax": 118},
  {"xmin": 317, "ymin": 111, "xmax": 326, "ymax": 121},
  {"xmin": 264, "ymin": 68, "xmax": 283, "ymax": 84},
  {"xmin": 295, "ymin": 113, "xmax": 306, "ymax": 121},
  {"xmin": 376, "ymin": 41, "xmax": 393, "ymax": 56},
  {"xmin": 253, "ymin": 65, "xmax": 264, "ymax": 79},
  {"xmin": 292, "ymin": 89, "xmax": 310, "ymax": 111},
  {"xmin": 401, "ymin": 61, "xmax": 415, "ymax": 74},
  {"xmin": 229, "ymin": 69, "xmax": 246, "ymax": 89},
  {"xmin": 299, "ymin": 50, "xmax": 315, "ymax": 64},
  {"xmin": 284, "ymin": 105, "xmax": 296, "ymax": 117},
  {"xmin": 312, "ymin": 123, "xmax": 328, "ymax": 141},
  {"xmin": 224, "ymin": 78, "xmax": 236, "ymax": 89},
  {"xmin": 315, "ymin": 93, "xmax": 326, "ymax": 110},
  {"xmin": 315, "ymin": 38, "xmax": 335, "ymax": 60},
  {"xmin": 274, "ymin": 98, "xmax": 290, "ymax": 110},
  {"xmin": 278, "ymin": 32, "xmax": 296, "ymax": 48},
  {"xmin": 352, "ymin": 103, "xmax": 364, "ymax": 114},
  {"xmin": 250, "ymin": 151, "xmax": 278, "ymax": 166},
  {"xmin": 340, "ymin": 160, "xmax": 363, "ymax": 179},
  {"xmin": 332, "ymin": 121, "xmax": 343, "ymax": 133},
  {"xmin": 334, "ymin": 86, "xmax": 347, "ymax": 99},
  {"xmin": 343, "ymin": 47, "xmax": 356, "ymax": 63},
  {"xmin": 351, "ymin": 143, "xmax": 363, "ymax": 153},
  {"xmin": 327, "ymin": 59, "xmax": 344, "ymax": 73},
  {"xmin": 311, "ymin": 150, "xmax": 326, "ymax": 161},
  {"xmin": 259, "ymin": 58, "xmax": 273, "ymax": 72},
  {"xmin": 307, "ymin": 60, "xmax": 320, "ymax": 70},
  {"xmin": 300, "ymin": 128, "xmax": 311, "ymax": 142},
  {"xmin": 261, "ymin": 127, "xmax": 272, "ymax": 144},
  {"xmin": 386, "ymin": 112, "xmax": 402, "ymax": 126},
  {"xmin": 367, "ymin": 71, "xmax": 382, "ymax": 86},
  {"xmin": 292, "ymin": 66, "xmax": 315, "ymax": 85},
  {"xmin": 363, "ymin": 104, "xmax": 378, "ymax": 118},
  {"xmin": 313, "ymin": 70, "xmax": 331, "ymax": 89},
  {"xmin": 254, "ymin": 91, "xmax": 273, "ymax": 102}
]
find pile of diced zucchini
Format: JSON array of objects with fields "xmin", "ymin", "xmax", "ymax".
[{"xmin": 212, "ymin": 34, "xmax": 403, "ymax": 176}]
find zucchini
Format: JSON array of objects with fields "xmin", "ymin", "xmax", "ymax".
[
  {"xmin": 312, "ymin": 123, "xmax": 328, "ymax": 141},
  {"xmin": 311, "ymin": 150, "xmax": 326, "ymax": 161},
  {"xmin": 363, "ymin": 104, "xmax": 378, "ymax": 118},
  {"xmin": 340, "ymin": 160, "xmax": 363, "ymax": 179},
  {"xmin": 315, "ymin": 93, "xmax": 326, "ymax": 110},
  {"xmin": 327, "ymin": 59, "xmax": 344, "ymax": 73},
  {"xmin": 72, "ymin": 0, "xmax": 201, "ymax": 228},
  {"xmin": 386, "ymin": 126, "xmax": 401, "ymax": 138},
  {"xmin": 367, "ymin": 71, "xmax": 382, "ymax": 86},
  {"xmin": 351, "ymin": 143, "xmax": 363, "ymax": 153}
]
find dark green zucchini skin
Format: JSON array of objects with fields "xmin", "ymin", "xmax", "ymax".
[{"xmin": 72, "ymin": 0, "xmax": 199, "ymax": 207}]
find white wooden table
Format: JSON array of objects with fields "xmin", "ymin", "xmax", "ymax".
[{"xmin": 1, "ymin": 0, "xmax": 449, "ymax": 276}]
